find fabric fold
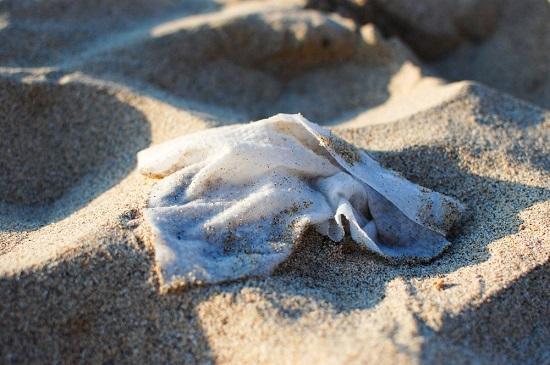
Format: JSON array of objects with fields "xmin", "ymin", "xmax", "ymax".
[{"xmin": 138, "ymin": 113, "xmax": 465, "ymax": 287}]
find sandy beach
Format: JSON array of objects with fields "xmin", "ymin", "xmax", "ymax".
[{"xmin": 1, "ymin": 0, "xmax": 549, "ymax": 364}]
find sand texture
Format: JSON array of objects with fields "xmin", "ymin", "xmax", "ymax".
[{"xmin": 0, "ymin": 0, "xmax": 549, "ymax": 364}]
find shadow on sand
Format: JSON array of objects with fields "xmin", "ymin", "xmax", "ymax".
[
  {"xmin": 0, "ymin": 73, "xmax": 151, "ymax": 232},
  {"xmin": 421, "ymin": 262, "xmax": 550, "ymax": 364}
]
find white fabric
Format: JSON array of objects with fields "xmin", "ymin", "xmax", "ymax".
[{"xmin": 138, "ymin": 114, "xmax": 465, "ymax": 286}]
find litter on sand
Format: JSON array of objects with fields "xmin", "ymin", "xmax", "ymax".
[{"xmin": 137, "ymin": 113, "xmax": 465, "ymax": 287}]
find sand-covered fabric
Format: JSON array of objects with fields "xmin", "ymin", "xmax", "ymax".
[{"xmin": 138, "ymin": 114, "xmax": 464, "ymax": 286}]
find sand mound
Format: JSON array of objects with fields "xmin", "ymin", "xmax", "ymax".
[
  {"xmin": 80, "ymin": 2, "xmax": 431, "ymax": 124},
  {"xmin": 0, "ymin": 73, "xmax": 150, "ymax": 205},
  {"xmin": 3, "ymin": 1, "xmax": 457, "ymax": 125},
  {"xmin": 1, "ymin": 82, "xmax": 548, "ymax": 364}
]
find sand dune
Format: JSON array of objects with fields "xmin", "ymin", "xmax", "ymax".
[{"xmin": 0, "ymin": 0, "xmax": 548, "ymax": 364}]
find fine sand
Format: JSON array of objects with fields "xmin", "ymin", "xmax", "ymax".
[{"xmin": 1, "ymin": 0, "xmax": 549, "ymax": 364}]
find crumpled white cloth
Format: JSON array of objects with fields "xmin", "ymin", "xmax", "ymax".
[{"xmin": 138, "ymin": 113, "xmax": 465, "ymax": 286}]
